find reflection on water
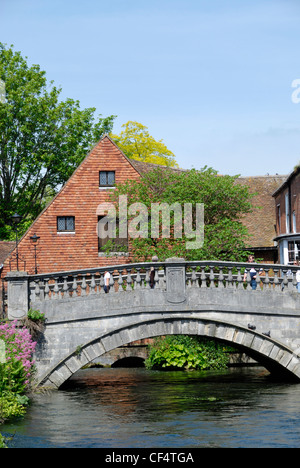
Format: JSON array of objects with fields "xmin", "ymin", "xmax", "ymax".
[{"xmin": 2, "ymin": 367, "xmax": 300, "ymax": 448}]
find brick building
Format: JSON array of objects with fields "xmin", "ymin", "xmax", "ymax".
[
  {"xmin": 236, "ymin": 175, "xmax": 287, "ymax": 263},
  {"xmin": 0, "ymin": 135, "xmax": 288, "ymax": 281},
  {"xmin": 273, "ymin": 166, "xmax": 300, "ymax": 264}
]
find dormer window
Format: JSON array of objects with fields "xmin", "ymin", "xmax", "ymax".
[{"xmin": 99, "ymin": 171, "xmax": 115, "ymax": 188}]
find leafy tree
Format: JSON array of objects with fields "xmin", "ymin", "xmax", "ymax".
[
  {"xmin": 110, "ymin": 121, "xmax": 178, "ymax": 167},
  {"xmin": 110, "ymin": 166, "xmax": 254, "ymax": 262},
  {"xmin": 0, "ymin": 43, "xmax": 116, "ymax": 239}
]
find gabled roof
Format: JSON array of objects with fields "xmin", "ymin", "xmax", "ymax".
[
  {"xmin": 9, "ymin": 134, "xmax": 139, "ymax": 246},
  {"xmin": 272, "ymin": 165, "xmax": 300, "ymax": 197}
]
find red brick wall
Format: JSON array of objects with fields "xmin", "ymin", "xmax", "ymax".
[
  {"xmin": 2, "ymin": 136, "xmax": 141, "ymax": 276},
  {"xmin": 274, "ymin": 171, "xmax": 300, "ymax": 236},
  {"xmin": 275, "ymin": 188, "xmax": 288, "ymax": 236},
  {"xmin": 291, "ymin": 172, "xmax": 300, "ymax": 233}
]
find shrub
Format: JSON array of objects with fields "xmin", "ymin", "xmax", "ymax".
[
  {"xmin": 0, "ymin": 390, "xmax": 28, "ymax": 422},
  {"xmin": 0, "ymin": 320, "xmax": 36, "ymax": 391},
  {"xmin": 145, "ymin": 335, "xmax": 230, "ymax": 371}
]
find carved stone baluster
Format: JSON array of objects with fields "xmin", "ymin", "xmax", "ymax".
[
  {"xmin": 63, "ymin": 276, "xmax": 69, "ymax": 298},
  {"xmin": 200, "ymin": 267, "xmax": 207, "ymax": 288},
  {"xmin": 126, "ymin": 271, "xmax": 132, "ymax": 291},
  {"xmin": 236, "ymin": 267, "xmax": 243, "ymax": 290},
  {"xmin": 135, "ymin": 268, "xmax": 142, "ymax": 289},
  {"xmin": 145, "ymin": 269, "xmax": 151, "ymax": 289},
  {"xmin": 191, "ymin": 267, "xmax": 198, "ymax": 288},
  {"xmin": 261, "ymin": 268, "xmax": 269, "ymax": 291},
  {"xmin": 81, "ymin": 275, "xmax": 87, "ymax": 296},
  {"xmin": 52, "ymin": 277, "xmax": 59, "ymax": 300},
  {"xmin": 140, "ymin": 271, "xmax": 145, "ymax": 289},
  {"xmin": 255, "ymin": 269, "xmax": 261, "ymax": 291},
  {"xmin": 34, "ymin": 281, "xmax": 41, "ymax": 302},
  {"xmin": 218, "ymin": 267, "xmax": 225, "ymax": 289},
  {"xmin": 71, "ymin": 275, "xmax": 78, "ymax": 298},
  {"xmin": 154, "ymin": 268, "xmax": 159, "ymax": 289},
  {"xmin": 29, "ymin": 282, "xmax": 35, "ymax": 303},
  {"xmin": 282, "ymin": 270, "xmax": 288, "ymax": 292},
  {"xmin": 273, "ymin": 269, "xmax": 280, "ymax": 291},
  {"xmin": 118, "ymin": 270, "xmax": 124, "ymax": 292},
  {"xmin": 288, "ymin": 271, "xmax": 294, "ymax": 290},
  {"xmin": 209, "ymin": 266, "xmax": 215, "ymax": 288},
  {"xmin": 109, "ymin": 272, "xmax": 116, "ymax": 294},
  {"xmin": 99, "ymin": 274, "xmax": 105, "ymax": 294},
  {"xmin": 292, "ymin": 270, "xmax": 298, "ymax": 290},
  {"xmin": 90, "ymin": 274, "xmax": 96, "ymax": 294},
  {"xmin": 227, "ymin": 267, "xmax": 234, "ymax": 289},
  {"xmin": 44, "ymin": 278, "xmax": 50, "ymax": 300}
]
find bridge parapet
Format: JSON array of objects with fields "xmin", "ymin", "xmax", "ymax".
[{"xmin": 5, "ymin": 258, "xmax": 300, "ymax": 319}]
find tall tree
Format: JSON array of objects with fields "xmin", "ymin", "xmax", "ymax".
[
  {"xmin": 110, "ymin": 166, "xmax": 254, "ymax": 262},
  {"xmin": 0, "ymin": 43, "xmax": 116, "ymax": 239},
  {"xmin": 110, "ymin": 121, "xmax": 178, "ymax": 167}
]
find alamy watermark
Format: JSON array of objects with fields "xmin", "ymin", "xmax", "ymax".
[
  {"xmin": 0, "ymin": 339, "xmax": 6, "ymax": 363},
  {"xmin": 96, "ymin": 195, "xmax": 204, "ymax": 250},
  {"xmin": 291, "ymin": 79, "xmax": 300, "ymax": 104}
]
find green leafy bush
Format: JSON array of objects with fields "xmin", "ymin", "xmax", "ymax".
[
  {"xmin": 0, "ymin": 390, "xmax": 28, "ymax": 423},
  {"xmin": 145, "ymin": 335, "xmax": 230, "ymax": 371},
  {"xmin": 27, "ymin": 309, "xmax": 45, "ymax": 322}
]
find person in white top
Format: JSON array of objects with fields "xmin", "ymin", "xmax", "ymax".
[{"xmin": 104, "ymin": 271, "xmax": 111, "ymax": 293}]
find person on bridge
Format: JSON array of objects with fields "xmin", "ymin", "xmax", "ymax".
[
  {"xmin": 104, "ymin": 271, "xmax": 111, "ymax": 293},
  {"xmin": 150, "ymin": 255, "xmax": 158, "ymax": 289},
  {"xmin": 243, "ymin": 255, "xmax": 263, "ymax": 290}
]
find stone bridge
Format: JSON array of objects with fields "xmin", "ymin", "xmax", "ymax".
[{"xmin": 5, "ymin": 258, "xmax": 300, "ymax": 388}]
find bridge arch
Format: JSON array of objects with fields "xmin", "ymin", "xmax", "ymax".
[{"xmin": 37, "ymin": 317, "xmax": 300, "ymax": 389}]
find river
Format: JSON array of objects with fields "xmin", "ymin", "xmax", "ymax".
[{"xmin": 2, "ymin": 366, "xmax": 300, "ymax": 448}]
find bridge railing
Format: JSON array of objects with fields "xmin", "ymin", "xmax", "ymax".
[{"xmin": 27, "ymin": 259, "xmax": 300, "ymax": 303}]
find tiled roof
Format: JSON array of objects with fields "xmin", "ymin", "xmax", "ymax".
[
  {"xmin": 272, "ymin": 166, "xmax": 300, "ymax": 197},
  {"xmin": 129, "ymin": 159, "xmax": 187, "ymax": 175}
]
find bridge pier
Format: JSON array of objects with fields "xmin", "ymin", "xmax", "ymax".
[{"xmin": 6, "ymin": 271, "xmax": 29, "ymax": 320}]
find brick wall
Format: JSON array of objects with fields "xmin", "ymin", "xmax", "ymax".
[
  {"xmin": 274, "ymin": 170, "xmax": 300, "ymax": 236},
  {"xmin": 291, "ymin": 172, "xmax": 300, "ymax": 233}
]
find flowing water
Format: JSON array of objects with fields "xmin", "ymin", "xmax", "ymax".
[{"xmin": 2, "ymin": 366, "xmax": 300, "ymax": 448}]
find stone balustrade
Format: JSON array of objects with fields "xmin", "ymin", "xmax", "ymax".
[{"xmin": 26, "ymin": 259, "xmax": 300, "ymax": 303}]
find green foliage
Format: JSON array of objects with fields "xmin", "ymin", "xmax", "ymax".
[
  {"xmin": 111, "ymin": 121, "xmax": 178, "ymax": 167},
  {"xmin": 0, "ymin": 42, "xmax": 116, "ymax": 239},
  {"xmin": 0, "ymin": 321, "xmax": 35, "ymax": 425},
  {"xmin": 27, "ymin": 308, "xmax": 45, "ymax": 322},
  {"xmin": 145, "ymin": 335, "xmax": 231, "ymax": 371},
  {"xmin": 110, "ymin": 166, "xmax": 254, "ymax": 262},
  {"xmin": 0, "ymin": 433, "xmax": 8, "ymax": 448},
  {"xmin": 0, "ymin": 390, "xmax": 28, "ymax": 423},
  {"xmin": 0, "ymin": 358, "xmax": 27, "ymax": 394}
]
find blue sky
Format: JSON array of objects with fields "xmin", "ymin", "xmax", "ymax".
[{"xmin": 2, "ymin": 0, "xmax": 300, "ymax": 176}]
